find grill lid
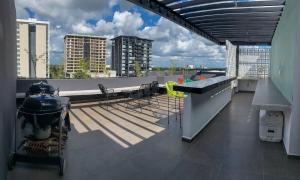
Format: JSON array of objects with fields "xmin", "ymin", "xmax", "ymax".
[
  {"xmin": 27, "ymin": 81, "xmax": 55, "ymax": 96},
  {"xmin": 21, "ymin": 94, "xmax": 62, "ymax": 114}
]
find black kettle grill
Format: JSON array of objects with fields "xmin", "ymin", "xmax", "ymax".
[
  {"xmin": 9, "ymin": 81, "xmax": 69, "ymax": 175},
  {"xmin": 20, "ymin": 94, "xmax": 63, "ymax": 139}
]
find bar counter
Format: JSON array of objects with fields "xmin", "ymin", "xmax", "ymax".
[{"xmin": 173, "ymin": 76, "xmax": 236, "ymax": 142}]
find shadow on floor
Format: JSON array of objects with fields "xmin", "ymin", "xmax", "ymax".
[{"xmin": 7, "ymin": 93, "xmax": 300, "ymax": 180}]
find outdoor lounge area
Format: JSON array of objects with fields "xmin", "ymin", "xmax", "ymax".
[
  {"xmin": 7, "ymin": 93, "xmax": 300, "ymax": 180},
  {"xmin": 1, "ymin": 0, "xmax": 300, "ymax": 180}
]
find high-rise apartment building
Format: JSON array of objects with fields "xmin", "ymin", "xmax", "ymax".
[
  {"xmin": 17, "ymin": 19, "xmax": 49, "ymax": 78},
  {"xmin": 64, "ymin": 34, "xmax": 107, "ymax": 78},
  {"xmin": 111, "ymin": 36, "xmax": 152, "ymax": 77}
]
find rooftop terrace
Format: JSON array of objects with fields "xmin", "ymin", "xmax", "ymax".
[
  {"xmin": 7, "ymin": 93, "xmax": 300, "ymax": 180},
  {"xmin": 1, "ymin": 0, "xmax": 300, "ymax": 180}
]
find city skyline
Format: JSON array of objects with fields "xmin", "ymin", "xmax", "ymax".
[{"xmin": 15, "ymin": 0, "xmax": 226, "ymax": 68}]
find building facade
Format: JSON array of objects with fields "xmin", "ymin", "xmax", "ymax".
[
  {"xmin": 64, "ymin": 34, "xmax": 107, "ymax": 78},
  {"xmin": 16, "ymin": 19, "xmax": 49, "ymax": 78},
  {"xmin": 111, "ymin": 36, "xmax": 152, "ymax": 77}
]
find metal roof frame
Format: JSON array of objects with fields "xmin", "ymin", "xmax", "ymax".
[{"xmin": 127, "ymin": 0, "xmax": 285, "ymax": 45}]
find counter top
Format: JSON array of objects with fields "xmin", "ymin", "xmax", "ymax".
[
  {"xmin": 252, "ymin": 79, "xmax": 291, "ymax": 111},
  {"xmin": 173, "ymin": 76, "xmax": 236, "ymax": 94}
]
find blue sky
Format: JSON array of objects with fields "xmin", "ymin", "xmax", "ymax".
[{"xmin": 15, "ymin": 0, "xmax": 226, "ymax": 68}]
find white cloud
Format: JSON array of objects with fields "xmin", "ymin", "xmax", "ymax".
[
  {"xmin": 72, "ymin": 21, "xmax": 94, "ymax": 34},
  {"xmin": 138, "ymin": 18, "xmax": 225, "ymax": 67},
  {"xmin": 113, "ymin": 11, "xmax": 143, "ymax": 35},
  {"xmin": 15, "ymin": 0, "xmax": 225, "ymax": 67},
  {"xmin": 16, "ymin": 0, "xmax": 118, "ymax": 23},
  {"xmin": 95, "ymin": 20, "xmax": 115, "ymax": 35},
  {"xmin": 71, "ymin": 11, "xmax": 144, "ymax": 36}
]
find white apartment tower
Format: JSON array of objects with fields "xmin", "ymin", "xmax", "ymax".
[{"xmin": 16, "ymin": 19, "xmax": 49, "ymax": 78}]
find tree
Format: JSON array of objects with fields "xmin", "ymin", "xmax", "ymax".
[
  {"xmin": 104, "ymin": 66, "xmax": 111, "ymax": 77},
  {"xmin": 134, "ymin": 61, "xmax": 142, "ymax": 77},
  {"xmin": 50, "ymin": 64, "xmax": 64, "ymax": 79},
  {"xmin": 73, "ymin": 59, "xmax": 90, "ymax": 79},
  {"xmin": 152, "ymin": 67, "xmax": 161, "ymax": 72}
]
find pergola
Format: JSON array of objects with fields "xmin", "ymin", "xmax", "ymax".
[{"xmin": 127, "ymin": 0, "xmax": 285, "ymax": 45}]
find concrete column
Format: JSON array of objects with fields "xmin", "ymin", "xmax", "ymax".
[{"xmin": 0, "ymin": 0, "xmax": 16, "ymax": 179}]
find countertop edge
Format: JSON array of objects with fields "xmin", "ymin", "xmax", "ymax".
[{"xmin": 173, "ymin": 77, "xmax": 236, "ymax": 94}]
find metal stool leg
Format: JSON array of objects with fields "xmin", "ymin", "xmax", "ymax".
[
  {"xmin": 106, "ymin": 94, "xmax": 109, "ymax": 110},
  {"xmin": 175, "ymin": 97, "xmax": 177, "ymax": 121},
  {"xmin": 138, "ymin": 98, "xmax": 142, "ymax": 112},
  {"xmin": 179, "ymin": 98, "xmax": 182, "ymax": 128},
  {"xmin": 167, "ymin": 96, "xmax": 169, "ymax": 125},
  {"xmin": 146, "ymin": 93, "xmax": 150, "ymax": 105},
  {"xmin": 155, "ymin": 95, "xmax": 159, "ymax": 107}
]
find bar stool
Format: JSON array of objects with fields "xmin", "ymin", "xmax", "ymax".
[{"xmin": 165, "ymin": 81, "xmax": 185, "ymax": 128}]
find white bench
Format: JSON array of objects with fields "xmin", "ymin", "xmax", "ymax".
[
  {"xmin": 252, "ymin": 79, "xmax": 291, "ymax": 111},
  {"xmin": 252, "ymin": 79, "xmax": 292, "ymax": 144}
]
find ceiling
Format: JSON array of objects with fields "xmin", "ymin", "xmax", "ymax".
[{"xmin": 127, "ymin": 0, "xmax": 286, "ymax": 45}]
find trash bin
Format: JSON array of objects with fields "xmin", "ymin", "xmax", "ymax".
[{"xmin": 259, "ymin": 110, "xmax": 283, "ymax": 142}]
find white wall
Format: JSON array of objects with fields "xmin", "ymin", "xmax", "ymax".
[
  {"xmin": 288, "ymin": 13, "xmax": 300, "ymax": 156},
  {"xmin": 270, "ymin": 0, "xmax": 300, "ymax": 156},
  {"xmin": 0, "ymin": 0, "xmax": 16, "ymax": 179}
]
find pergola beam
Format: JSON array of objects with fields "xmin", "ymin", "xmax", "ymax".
[
  {"xmin": 190, "ymin": 16, "xmax": 280, "ymax": 23},
  {"xmin": 175, "ymin": 0, "xmax": 285, "ymax": 15},
  {"xmin": 158, "ymin": 0, "xmax": 177, "ymax": 5},
  {"xmin": 127, "ymin": 0, "xmax": 285, "ymax": 45},
  {"xmin": 188, "ymin": 12, "xmax": 282, "ymax": 20},
  {"xmin": 127, "ymin": 0, "xmax": 221, "ymax": 45},
  {"xmin": 168, "ymin": 0, "xmax": 232, "ymax": 9},
  {"xmin": 195, "ymin": 20, "xmax": 278, "ymax": 26},
  {"xmin": 184, "ymin": 7, "xmax": 284, "ymax": 18}
]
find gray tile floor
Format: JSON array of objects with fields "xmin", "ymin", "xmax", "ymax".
[{"xmin": 7, "ymin": 93, "xmax": 300, "ymax": 180}]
